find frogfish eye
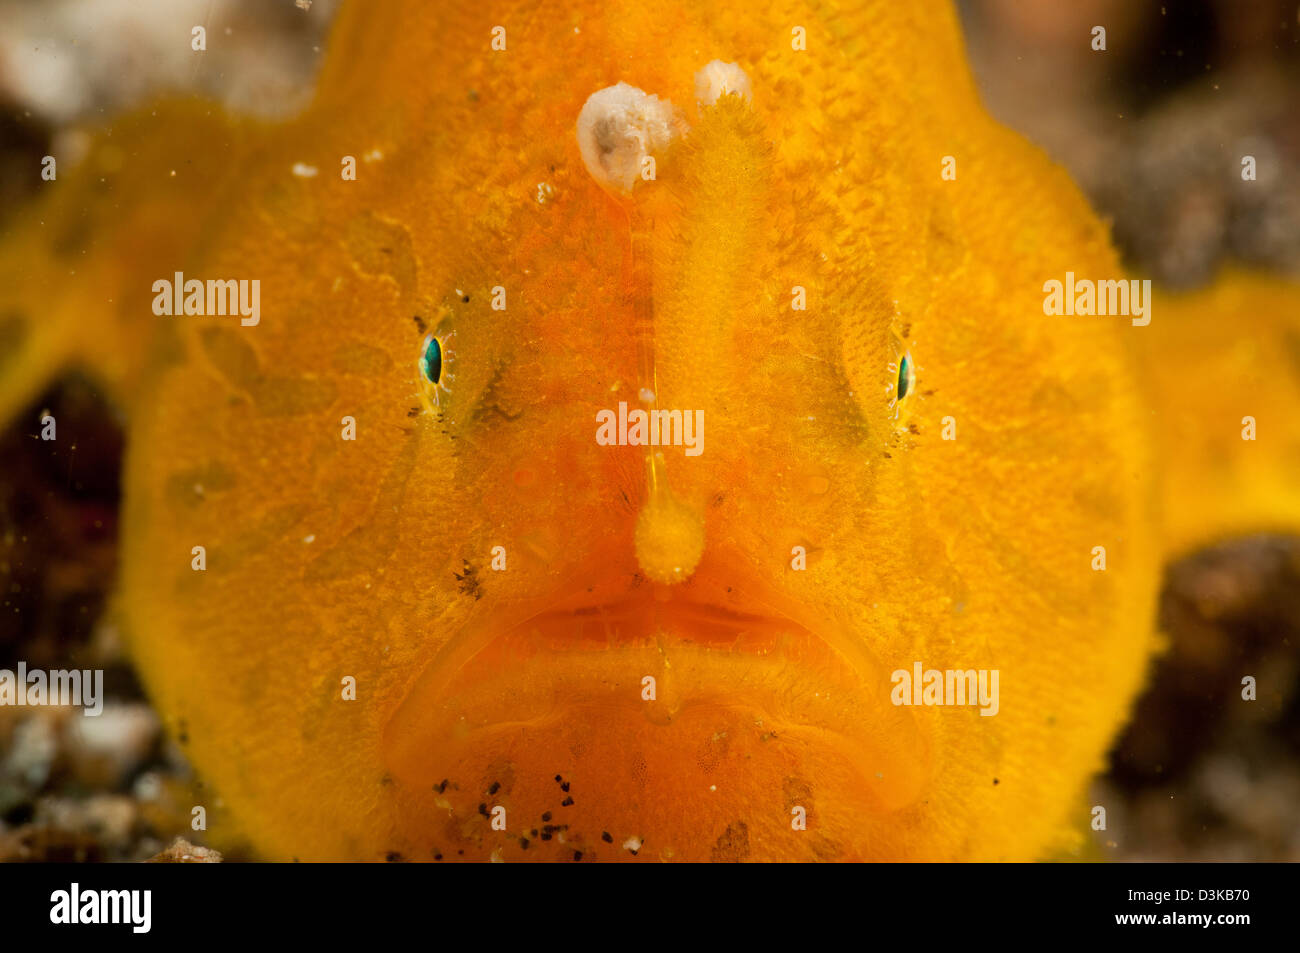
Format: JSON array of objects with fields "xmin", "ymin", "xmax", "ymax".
[
  {"xmin": 897, "ymin": 351, "xmax": 914, "ymax": 401},
  {"xmin": 420, "ymin": 333, "xmax": 442, "ymax": 385}
]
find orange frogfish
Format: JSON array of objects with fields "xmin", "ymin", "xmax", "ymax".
[{"xmin": 1, "ymin": 0, "xmax": 1298, "ymax": 861}]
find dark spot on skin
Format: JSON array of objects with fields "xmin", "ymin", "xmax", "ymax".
[
  {"xmin": 477, "ymin": 803, "xmax": 488, "ymax": 817},
  {"xmin": 385, "ymin": 852, "xmax": 404, "ymax": 862},
  {"xmin": 454, "ymin": 562, "xmax": 482, "ymax": 600},
  {"xmin": 561, "ymin": 782, "xmax": 570, "ymax": 793},
  {"xmin": 488, "ymin": 781, "xmax": 500, "ymax": 795},
  {"xmin": 601, "ymin": 832, "xmax": 613, "ymax": 843},
  {"xmin": 433, "ymin": 853, "xmax": 443, "ymax": 861},
  {"xmin": 908, "ymin": 423, "xmax": 920, "ymax": 435},
  {"xmin": 541, "ymin": 833, "xmax": 552, "ymax": 841},
  {"xmin": 993, "ymin": 778, "xmax": 1000, "ymax": 785},
  {"xmin": 413, "ymin": 314, "xmax": 427, "ymax": 333},
  {"xmin": 480, "ymin": 402, "xmax": 524, "ymax": 423},
  {"xmin": 177, "ymin": 719, "xmax": 189, "ymax": 745},
  {"xmin": 561, "ymin": 797, "xmax": 574, "ymax": 807},
  {"xmin": 407, "ymin": 406, "xmax": 420, "ymax": 418},
  {"xmin": 461, "ymin": 294, "xmax": 470, "ymax": 304},
  {"xmin": 711, "ymin": 822, "xmax": 751, "ymax": 862},
  {"xmin": 541, "ymin": 811, "xmax": 552, "ymax": 822},
  {"xmin": 519, "ymin": 838, "xmax": 530, "ymax": 850},
  {"xmin": 435, "ymin": 779, "xmax": 448, "ymax": 793},
  {"xmin": 554, "ymin": 775, "xmax": 562, "ymax": 782},
  {"xmin": 573, "ymin": 851, "xmax": 583, "ymax": 862}
]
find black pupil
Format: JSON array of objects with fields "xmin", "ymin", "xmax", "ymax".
[{"xmin": 423, "ymin": 337, "xmax": 442, "ymax": 384}]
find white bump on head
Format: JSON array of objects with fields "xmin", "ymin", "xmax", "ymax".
[
  {"xmin": 576, "ymin": 82, "xmax": 682, "ymax": 195},
  {"xmin": 694, "ymin": 60, "xmax": 751, "ymax": 106}
]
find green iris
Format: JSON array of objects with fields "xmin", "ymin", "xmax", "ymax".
[
  {"xmin": 420, "ymin": 334, "xmax": 442, "ymax": 385},
  {"xmin": 897, "ymin": 352, "xmax": 913, "ymax": 400}
]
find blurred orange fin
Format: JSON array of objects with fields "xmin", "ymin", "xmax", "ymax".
[{"xmin": 1136, "ymin": 268, "xmax": 1300, "ymax": 558}]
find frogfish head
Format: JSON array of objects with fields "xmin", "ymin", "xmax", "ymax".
[{"xmin": 358, "ymin": 33, "xmax": 1152, "ymax": 860}]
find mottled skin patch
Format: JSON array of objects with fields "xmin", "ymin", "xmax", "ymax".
[{"xmin": 0, "ymin": 0, "xmax": 1297, "ymax": 862}]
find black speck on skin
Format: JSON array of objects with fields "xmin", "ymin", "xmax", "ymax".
[
  {"xmin": 478, "ymin": 803, "xmax": 489, "ymax": 817},
  {"xmin": 519, "ymin": 838, "xmax": 530, "ymax": 850},
  {"xmin": 454, "ymin": 562, "xmax": 483, "ymax": 600},
  {"xmin": 601, "ymin": 831, "xmax": 613, "ymax": 843},
  {"xmin": 385, "ymin": 852, "xmax": 404, "ymax": 862},
  {"xmin": 541, "ymin": 811, "xmax": 552, "ymax": 822},
  {"xmin": 435, "ymin": 779, "xmax": 449, "ymax": 793},
  {"xmin": 554, "ymin": 774, "xmax": 562, "ymax": 782},
  {"xmin": 541, "ymin": 833, "xmax": 552, "ymax": 841},
  {"xmin": 573, "ymin": 851, "xmax": 583, "ymax": 862},
  {"xmin": 993, "ymin": 778, "xmax": 1000, "ymax": 785},
  {"xmin": 561, "ymin": 782, "xmax": 570, "ymax": 793},
  {"xmin": 561, "ymin": 797, "xmax": 574, "ymax": 807},
  {"xmin": 433, "ymin": 853, "xmax": 443, "ymax": 861},
  {"xmin": 488, "ymin": 781, "xmax": 500, "ymax": 795}
]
